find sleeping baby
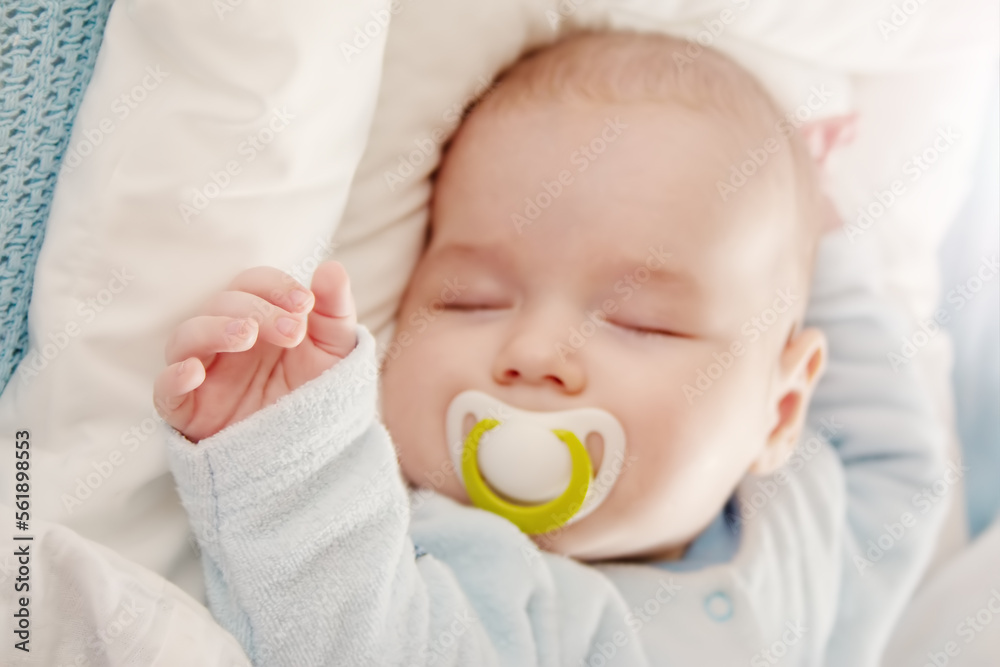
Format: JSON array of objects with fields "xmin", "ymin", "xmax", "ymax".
[{"xmin": 155, "ymin": 32, "xmax": 946, "ymax": 666}]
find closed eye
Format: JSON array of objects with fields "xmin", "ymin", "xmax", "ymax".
[
  {"xmin": 444, "ymin": 302, "xmax": 508, "ymax": 311},
  {"xmin": 610, "ymin": 320, "xmax": 690, "ymax": 339}
]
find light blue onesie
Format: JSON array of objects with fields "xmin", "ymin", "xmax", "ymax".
[{"xmin": 165, "ymin": 234, "xmax": 948, "ymax": 666}]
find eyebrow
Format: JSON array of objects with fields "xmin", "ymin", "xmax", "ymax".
[
  {"xmin": 431, "ymin": 241, "xmax": 692, "ymax": 294},
  {"xmin": 426, "ymin": 242, "xmax": 512, "ymax": 270},
  {"xmin": 430, "ymin": 243, "xmax": 494, "ymax": 260},
  {"xmin": 605, "ymin": 252, "xmax": 690, "ymax": 291}
]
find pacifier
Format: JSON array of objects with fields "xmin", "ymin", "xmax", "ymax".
[{"xmin": 445, "ymin": 390, "xmax": 627, "ymax": 534}]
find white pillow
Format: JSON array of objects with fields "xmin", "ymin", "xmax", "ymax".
[{"xmin": 0, "ymin": 0, "xmax": 392, "ymax": 597}]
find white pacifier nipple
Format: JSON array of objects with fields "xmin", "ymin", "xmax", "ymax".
[
  {"xmin": 477, "ymin": 421, "xmax": 572, "ymax": 504},
  {"xmin": 445, "ymin": 390, "xmax": 627, "ymax": 534}
]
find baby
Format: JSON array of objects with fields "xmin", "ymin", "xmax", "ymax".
[{"xmin": 156, "ymin": 32, "xmax": 945, "ymax": 666}]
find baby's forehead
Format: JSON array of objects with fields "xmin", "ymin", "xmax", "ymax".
[
  {"xmin": 449, "ymin": 94, "xmax": 800, "ymax": 236},
  {"xmin": 472, "ymin": 34, "xmax": 811, "ymax": 211},
  {"xmin": 436, "ymin": 110, "xmax": 797, "ymax": 284},
  {"xmin": 435, "ymin": 32, "xmax": 819, "ymax": 305}
]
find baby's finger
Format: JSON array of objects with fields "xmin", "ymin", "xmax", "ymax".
[
  {"xmin": 307, "ymin": 261, "xmax": 357, "ymax": 359},
  {"xmin": 153, "ymin": 358, "xmax": 206, "ymax": 426},
  {"xmin": 225, "ymin": 266, "xmax": 315, "ymax": 314},
  {"xmin": 201, "ymin": 291, "xmax": 308, "ymax": 347},
  {"xmin": 165, "ymin": 316, "xmax": 259, "ymax": 365}
]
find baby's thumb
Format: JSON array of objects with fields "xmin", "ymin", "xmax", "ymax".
[
  {"xmin": 152, "ymin": 358, "xmax": 205, "ymax": 438},
  {"xmin": 306, "ymin": 261, "xmax": 357, "ymax": 359}
]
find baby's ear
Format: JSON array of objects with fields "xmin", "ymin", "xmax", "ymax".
[{"xmin": 750, "ymin": 327, "xmax": 827, "ymax": 476}]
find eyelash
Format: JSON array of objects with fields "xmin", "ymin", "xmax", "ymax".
[
  {"xmin": 444, "ymin": 303, "xmax": 504, "ymax": 311},
  {"xmin": 443, "ymin": 304, "xmax": 685, "ymax": 337},
  {"xmin": 611, "ymin": 321, "xmax": 683, "ymax": 339}
]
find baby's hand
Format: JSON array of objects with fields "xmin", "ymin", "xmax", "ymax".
[{"xmin": 154, "ymin": 261, "xmax": 356, "ymax": 443}]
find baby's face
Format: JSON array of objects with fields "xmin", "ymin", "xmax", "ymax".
[{"xmin": 381, "ymin": 100, "xmax": 802, "ymax": 560}]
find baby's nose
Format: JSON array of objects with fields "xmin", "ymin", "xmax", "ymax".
[{"xmin": 492, "ymin": 322, "xmax": 585, "ymax": 393}]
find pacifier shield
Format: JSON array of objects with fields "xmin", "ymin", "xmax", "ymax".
[{"xmin": 445, "ymin": 390, "xmax": 628, "ymax": 534}]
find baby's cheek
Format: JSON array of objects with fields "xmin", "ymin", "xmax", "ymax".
[
  {"xmin": 619, "ymin": 403, "xmax": 725, "ymax": 503},
  {"xmin": 396, "ymin": 434, "xmax": 468, "ymax": 502},
  {"xmin": 382, "ymin": 365, "xmax": 468, "ymax": 503},
  {"xmin": 382, "ymin": 310, "xmax": 490, "ymax": 504}
]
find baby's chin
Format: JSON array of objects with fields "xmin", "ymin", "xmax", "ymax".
[
  {"xmin": 526, "ymin": 521, "xmax": 650, "ymax": 563},
  {"xmin": 527, "ymin": 506, "xmax": 702, "ymax": 563},
  {"xmin": 531, "ymin": 531, "xmax": 647, "ymax": 563}
]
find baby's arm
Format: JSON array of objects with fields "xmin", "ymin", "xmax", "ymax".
[
  {"xmin": 805, "ymin": 234, "xmax": 949, "ymax": 666},
  {"xmin": 161, "ymin": 267, "xmax": 648, "ymax": 667}
]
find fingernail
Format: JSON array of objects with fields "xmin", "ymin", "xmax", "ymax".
[
  {"xmin": 287, "ymin": 289, "xmax": 309, "ymax": 308},
  {"xmin": 226, "ymin": 318, "xmax": 249, "ymax": 337},
  {"xmin": 176, "ymin": 359, "xmax": 187, "ymax": 375},
  {"xmin": 276, "ymin": 317, "xmax": 298, "ymax": 337}
]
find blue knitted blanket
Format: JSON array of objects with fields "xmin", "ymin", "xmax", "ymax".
[{"xmin": 0, "ymin": 0, "xmax": 113, "ymax": 393}]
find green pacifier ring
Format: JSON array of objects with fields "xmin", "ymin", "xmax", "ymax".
[{"xmin": 461, "ymin": 418, "xmax": 592, "ymax": 535}]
